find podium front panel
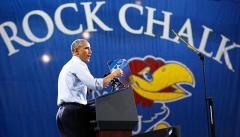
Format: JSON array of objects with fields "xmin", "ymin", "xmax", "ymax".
[{"xmin": 95, "ymin": 87, "xmax": 138, "ymax": 130}]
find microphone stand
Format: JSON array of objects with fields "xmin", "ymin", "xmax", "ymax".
[
  {"xmin": 111, "ymin": 78, "xmax": 120, "ymax": 92},
  {"xmin": 110, "ymin": 77, "xmax": 125, "ymax": 92},
  {"xmin": 172, "ymin": 30, "xmax": 216, "ymax": 137}
]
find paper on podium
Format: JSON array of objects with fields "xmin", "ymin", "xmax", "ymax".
[{"xmin": 107, "ymin": 59, "xmax": 131, "ymax": 88}]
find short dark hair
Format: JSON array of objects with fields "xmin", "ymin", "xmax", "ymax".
[{"xmin": 71, "ymin": 39, "xmax": 89, "ymax": 53}]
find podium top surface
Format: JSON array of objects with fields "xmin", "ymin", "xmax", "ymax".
[{"xmin": 87, "ymin": 87, "xmax": 130, "ymax": 105}]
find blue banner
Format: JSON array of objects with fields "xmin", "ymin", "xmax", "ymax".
[{"xmin": 0, "ymin": 0, "xmax": 240, "ymax": 137}]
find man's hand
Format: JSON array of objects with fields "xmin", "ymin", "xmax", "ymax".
[
  {"xmin": 111, "ymin": 68, "xmax": 123, "ymax": 77},
  {"xmin": 103, "ymin": 68, "xmax": 123, "ymax": 87}
]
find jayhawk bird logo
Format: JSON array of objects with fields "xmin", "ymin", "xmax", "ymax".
[{"xmin": 128, "ymin": 55, "xmax": 195, "ymax": 134}]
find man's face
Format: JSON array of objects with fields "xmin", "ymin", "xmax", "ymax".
[{"xmin": 75, "ymin": 42, "xmax": 92, "ymax": 63}]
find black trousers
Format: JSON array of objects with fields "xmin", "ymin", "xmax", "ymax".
[{"xmin": 56, "ymin": 103, "xmax": 95, "ymax": 137}]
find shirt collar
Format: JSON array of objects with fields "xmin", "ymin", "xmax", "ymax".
[{"xmin": 72, "ymin": 56, "xmax": 88, "ymax": 67}]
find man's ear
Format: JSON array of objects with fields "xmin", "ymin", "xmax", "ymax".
[{"xmin": 72, "ymin": 48, "xmax": 77, "ymax": 55}]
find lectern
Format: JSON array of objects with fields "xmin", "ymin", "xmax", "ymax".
[{"xmin": 88, "ymin": 87, "xmax": 138, "ymax": 137}]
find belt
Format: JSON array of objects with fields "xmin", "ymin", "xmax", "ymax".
[{"xmin": 59, "ymin": 102, "xmax": 85, "ymax": 108}]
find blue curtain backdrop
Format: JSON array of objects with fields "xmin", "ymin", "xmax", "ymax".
[{"xmin": 0, "ymin": 0, "xmax": 240, "ymax": 137}]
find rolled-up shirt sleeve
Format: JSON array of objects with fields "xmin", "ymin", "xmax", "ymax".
[
  {"xmin": 94, "ymin": 78, "xmax": 104, "ymax": 90},
  {"xmin": 71, "ymin": 60, "xmax": 104, "ymax": 90}
]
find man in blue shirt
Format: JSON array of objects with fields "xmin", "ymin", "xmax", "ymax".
[{"xmin": 56, "ymin": 39, "xmax": 123, "ymax": 137}]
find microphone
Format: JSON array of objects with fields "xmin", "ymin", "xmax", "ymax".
[
  {"xmin": 171, "ymin": 29, "xmax": 204, "ymax": 59},
  {"xmin": 171, "ymin": 29, "xmax": 198, "ymax": 53}
]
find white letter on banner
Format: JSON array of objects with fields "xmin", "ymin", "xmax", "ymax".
[
  {"xmin": 0, "ymin": 21, "xmax": 33, "ymax": 56},
  {"xmin": 55, "ymin": 3, "xmax": 83, "ymax": 35},
  {"xmin": 213, "ymin": 35, "xmax": 240, "ymax": 72},
  {"xmin": 172, "ymin": 19, "xmax": 194, "ymax": 47},
  {"xmin": 198, "ymin": 25, "xmax": 213, "ymax": 57},
  {"xmin": 81, "ymin": 1, "xmax": 113, "ymax": 32},
  {"xmin": 23, "ymin": 10, "xmax": 54, "ymax": 43},
  {"xmin": 119, "ymin": 4, "xmax": 143, "ymax": 34},
  {"xmin": 144, "ymin": 8, "xmax": 173, "ymax": 40}
]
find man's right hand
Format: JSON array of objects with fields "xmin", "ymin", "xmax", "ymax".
[
  {"xmin": 111, "ymin": 68, "xmax": 123, "ymax": 77},
  {"xmin": 103, "ymin": 68, "xmax": 123, "ymax": 87}
]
